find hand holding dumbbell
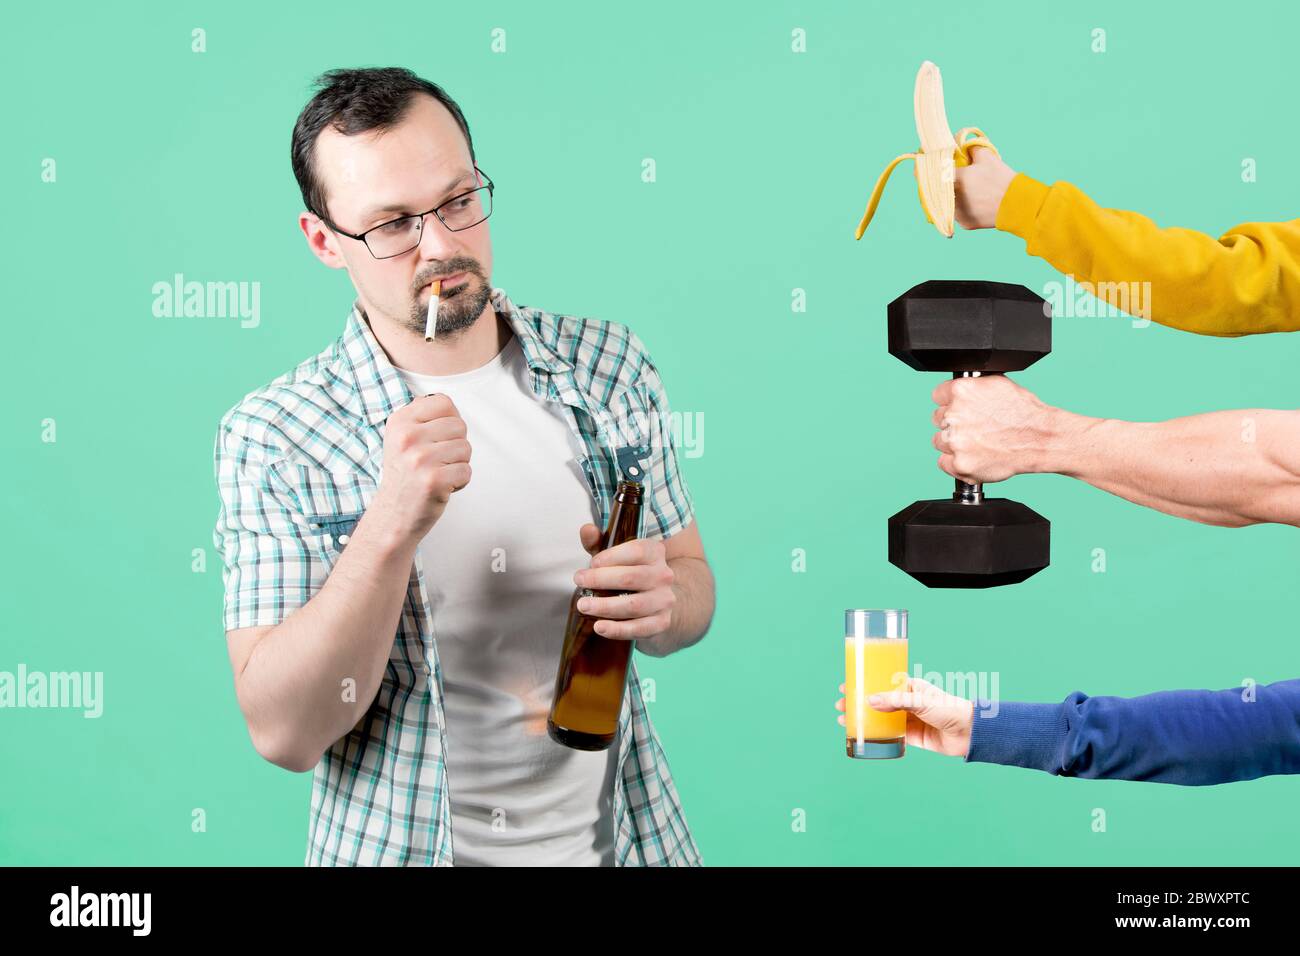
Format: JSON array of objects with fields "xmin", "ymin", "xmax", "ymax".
[
  {"xmin": 930, "ymin": 374, "xmax": 1064, "ymax": 484},
  {"xmin": 887, "ymin": 280, "xmax": 1053, "ymax": 589}
]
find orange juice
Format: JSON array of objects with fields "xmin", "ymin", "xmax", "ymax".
[{"xmin": 845, "ymin": 636, "xmax": 908, "ymax": 744}]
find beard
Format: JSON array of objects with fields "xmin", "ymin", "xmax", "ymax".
[{"xmin": 404, "ymin": 262, "xmax": 492, "ymax": 340}]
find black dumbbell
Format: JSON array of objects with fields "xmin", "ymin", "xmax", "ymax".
[{"xmin": 887, "ymin": 280, "xmax": 1052, "ymax": 588}]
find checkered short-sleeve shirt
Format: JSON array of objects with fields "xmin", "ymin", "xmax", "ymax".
[{"xmin": 212, "ymin": 287, "xmax": 702, "ymax": 866}]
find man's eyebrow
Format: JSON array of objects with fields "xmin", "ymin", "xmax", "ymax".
[{"xmin": 360, "ymin": 172, "xmax": 476, "ymax": 222}]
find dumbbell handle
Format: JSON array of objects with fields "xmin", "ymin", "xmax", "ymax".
[{"xmin": 951, "ymin": 371, "xmax": 1002, "ymax": 505}]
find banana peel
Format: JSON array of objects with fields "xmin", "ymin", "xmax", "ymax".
[{"xmin": 855, "ymin": 61, "xmax": 997, "ymax": 239}]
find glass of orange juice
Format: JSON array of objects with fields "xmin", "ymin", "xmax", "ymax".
[{"xmin": 844, "ymin": 609, "xmax": 908, "ymax": 759}]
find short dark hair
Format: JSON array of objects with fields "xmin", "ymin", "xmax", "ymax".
[{"xmin": 290, "ymin": 66, "xmax": 476, "ymax": 223}]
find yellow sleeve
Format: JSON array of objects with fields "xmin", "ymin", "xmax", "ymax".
[{"xmin": 995, "ymin": 173, "xmax": 1300, "ymax": 336}]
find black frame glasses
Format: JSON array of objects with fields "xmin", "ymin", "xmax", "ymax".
[{"xmin": 318, "ymin": 167, "xmax": 494, "ymax": 259}]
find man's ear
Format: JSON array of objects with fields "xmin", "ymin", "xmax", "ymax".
[{"xmin": 300, "ymin": 212, "xmax": 347, "ymax": 270}]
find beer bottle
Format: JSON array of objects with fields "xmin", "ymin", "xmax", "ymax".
[{"xmin": 547, "ymin": 477, "xmax": 645, "ymax": 751}]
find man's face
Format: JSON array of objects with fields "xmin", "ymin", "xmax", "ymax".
[{"xmin": 306, "ymin": 94, "xmax": 493, "ymax": 338}]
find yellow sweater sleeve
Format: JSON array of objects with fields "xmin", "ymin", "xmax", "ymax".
[{"xmin": 995, "ymin": 173, "xmax": 1300, "ymax": 336}]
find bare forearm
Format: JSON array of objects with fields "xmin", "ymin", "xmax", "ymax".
[
  {"xmin": 637, "ymin": 556, "xmax": 715, "ymax": 658},
  {"xmin": 1042, "ymin": 408, "xmax": 1300, "ymax": 527},
  {"xmin": 238, "ymin": 509, "xmax": 417, "ymax": 770}
]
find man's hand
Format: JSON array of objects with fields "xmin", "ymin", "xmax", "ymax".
[
  {"xmin": 931, "ymin": 375, "xmax": 1082, "ymax": 483},
  {"xmin": 934, "ymin": 379, "xmax": 1300, "ymax": 528},
  {"xmin": 368, "ymin": 393, "xmax": 472, "ymax": 547},
  {"xmin": 572, "ymin": 525, "xmax": 676, "ymax": 641},
  {"xmin": 955, "ymin": 146, "xmax": 1017, "ymax": 230},
  {"xmin": 835, "ymin": 677, "xmax": 974, "ymax": 757}
]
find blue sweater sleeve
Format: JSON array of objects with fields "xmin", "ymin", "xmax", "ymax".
[{"xmin": 964, "ymin": 679, "xmax": 1300, "ymax": 785}]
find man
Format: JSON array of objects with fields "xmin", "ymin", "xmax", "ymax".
[
  {"xmin": 928, "ymin": 148, "xmax": 1300, "ymax": 528},
  {"xmin": 212, "ymin": 67, "xmax": 714, "ymax": 867}
]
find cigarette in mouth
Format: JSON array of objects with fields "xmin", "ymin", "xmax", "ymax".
[{"xmin": 424, "ymin": 279, "xmax": 442, "ymax": 342}]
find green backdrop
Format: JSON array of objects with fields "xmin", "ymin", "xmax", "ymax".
[{"xmin": 3, "ymin": 0, "xmax": 1296, "ymax": 866}]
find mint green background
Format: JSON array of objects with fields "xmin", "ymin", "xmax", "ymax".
[{"xmin": 3, "ymin": 0, "xmax": 1297, "ymax": 865}]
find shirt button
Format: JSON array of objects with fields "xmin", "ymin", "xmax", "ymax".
[{"xmin": 337, "ymin": 534, "xmax": 350, "ymax": 545}]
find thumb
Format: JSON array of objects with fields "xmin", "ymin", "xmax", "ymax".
[{"xmin": 578, "ymin": 523, "xmax": 603, "ymax": 557}]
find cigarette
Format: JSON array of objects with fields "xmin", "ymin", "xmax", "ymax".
[{"xmin": 424, "ymin": 279, "xmax": 442, "ymax": 342}]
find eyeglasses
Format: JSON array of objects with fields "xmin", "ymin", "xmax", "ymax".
[{"xmin": 319, "ymin": 167, "xmax": 494, "ymax": 259}]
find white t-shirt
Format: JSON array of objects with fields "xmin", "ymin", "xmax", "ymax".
[{"xmin": 391, "ymin": 334, "xmax": 618, "ymax": 867}]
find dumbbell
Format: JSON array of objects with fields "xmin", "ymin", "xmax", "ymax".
[{"xmin": 887, "ymin": 280, "xmax": 1052, "ymax": 588}]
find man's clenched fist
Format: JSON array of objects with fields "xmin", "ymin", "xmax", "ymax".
[
  {"xmin": 931, "ymin": 375, "xmax": 1066, "ymax": 484},
  {"xmin": 370, "ymin": 393, "xmax": 472, "ymax": 546}
]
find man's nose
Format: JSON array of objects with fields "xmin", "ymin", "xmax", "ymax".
[{"xmin": 417, "ymin": 211, "xmax": 460, "ymax": 259}]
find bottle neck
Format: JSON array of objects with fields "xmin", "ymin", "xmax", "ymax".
[
  {"xmin": 603, "ymin": 480, "xmax": 644, "ymax": 552},
  {"xmin": 614, "ymin": 479, "xmax": 644, "ymax": 503}
]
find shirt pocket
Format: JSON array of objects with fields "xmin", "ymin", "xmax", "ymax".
[
  {"xmin": 279, "ymin": 462, "xmax": 374, "ymax": 558},
  {"xmin": 606, "ymin": 380, "xmax": 654, "ymax": 459},
  {"xmin": 603, "ymin": 378, "xmax": 694, "ymax": 539},
  {"xmin": 305, "ymin": 512, "xmax": 363, "ymax": 553}
]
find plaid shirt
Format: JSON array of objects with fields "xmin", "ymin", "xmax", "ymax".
[{"xmin": 212, "ymin": 287, "xmax": 702, "ymax": 866}]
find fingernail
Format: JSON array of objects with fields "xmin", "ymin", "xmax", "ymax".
[
  {"xmin": 868, "ymin": 694, "xmax": 884, "ymax": 705},
  {"xmin": 573, "ymin": 572, "xmax": 584, "ymax": 586},
  {"xmin": 577, "ymin": 598, "xmax": 591, "ymax": 613}
]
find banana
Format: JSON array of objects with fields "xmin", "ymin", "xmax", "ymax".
[{"xmin": 854, "ymin": 61, "xmax": 998, "ymax": 240}]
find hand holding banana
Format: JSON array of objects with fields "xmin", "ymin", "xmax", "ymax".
[
  {"xmin": 855, "ymin": 60, "xmax": 1014, "ymax": 238},
  {"xmin": 954, "ymin": 147, "xmax": 1017, "ymax": 230}
]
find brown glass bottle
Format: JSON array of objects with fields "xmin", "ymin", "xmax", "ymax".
[{"xmin": 547, "ymin": 480, "xmax": 645, "ymax": 751}]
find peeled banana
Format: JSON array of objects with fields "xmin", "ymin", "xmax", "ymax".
[{"xmin": 854, "ymin": 61, "xmax": 997, "ymax": 239}]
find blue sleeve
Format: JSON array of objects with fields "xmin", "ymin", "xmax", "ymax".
[{"xmin": 964, "ymin": 679, "xmax": 1300, "ymax": 785}]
